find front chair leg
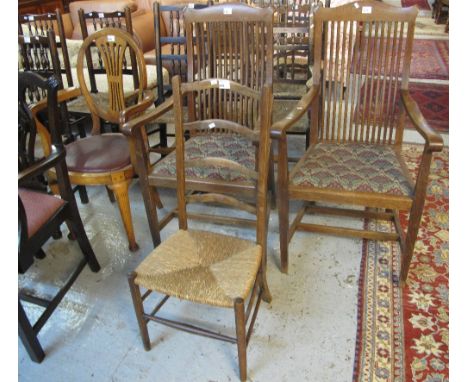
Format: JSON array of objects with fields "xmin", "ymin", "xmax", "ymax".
[
  {"xmin": 128, "ymin": 272, "xmax": 151, "ymax": 351},
  {"xmin": 109, "ymin": 179, "xmax": 139, "ymax": 252},
  {"xmin": 234, "ymin": 298, "xmax": 247, "ymax": 382},
  {"xmin": 19, "ymin": 300, "xmax": 45, "ymax": 363}
]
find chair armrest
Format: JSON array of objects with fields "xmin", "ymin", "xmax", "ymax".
[
  {"xmin": 120, "ymin": 96, "xmax": 174, "ymax": 137},
  {"xmin": 30, "ymin": 87, "xmax": 82, "ymax": 117},
  {"xmin": 401, "ymin": 90, "xmax": 444, "ymax": 152},
  {"xmin": 120, "ymin": 89, "xmax": 155, "ymax": 124},
  {"xmin": 18, "ymin": 146, "xmax": 65, "ymax": 186},
  {"xmin": 270, "ymin": 84, "xmax": 320, "ymax": 139}
]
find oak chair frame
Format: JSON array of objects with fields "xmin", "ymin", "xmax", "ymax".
[
  {"xmin": 18, "ymin": 72, "xmax": 100, "ymax": 363},
  {"xmin": 271, "ymin": 0, "xmax": 444, "ymax": 285},
  {"xmin": 121, "ymin": 3, "xmax": 274, "ymax": 247},
  {"xmin": 128, "ymin": 77, "xmax": 273, "ymax": 381}
]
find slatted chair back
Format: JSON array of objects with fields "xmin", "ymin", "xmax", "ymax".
[
  {"xmin": 76, "ymin": 28, "xmax": 148, "ymax": 126},
  {"xmin": 18, "ymin": 10, "xmax": 73, "ymax": 87},
  {"xmin": 183, "ymin": 3, "xmax": 273, "ymax": 129},
  {"xmin": 172, "ymin": 75, "xmax": 273, "ymax": 250},
  {"xmin": 78, "ymin": 7, "xmax": 139, "ymax": 92},
  {"xmin": 311, "ymin": 1, "xmax": 418, "ymax": 145},
  {"xmin": 247, "ymin": 0, "xmax": 313, "ymax": 87},
  {"xmin": 153, "ymin": 1, "xmax": 210, "ymax": 106}
]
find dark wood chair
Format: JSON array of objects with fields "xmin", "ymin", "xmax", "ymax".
[
  {"xmin": 121, "ymin": 3, "xmax": 274, "ymax": 248},
  {"xmin": 272, "ymin": 0, "xmax": 444, "ymax": 285},
  {"xmin": 128, "ymin": 77, "xmax": 273, "ymax": 381},
  {"xmin": 18, "ymin": 72, "xmax": 100, "ymax": 363},
  {"xmin": 34, "ymin": 28, "xmax": 158, "ymax": 251}
]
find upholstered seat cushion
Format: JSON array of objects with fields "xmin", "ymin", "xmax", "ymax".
[
  {"xmin": 151, "ymin": 133, "xmax": 256, "ymax": 183},
  {"xmin": 290, "ymin": 143, "xmax": 413, "ymax": 196},
  {"xmin": 19, "ymin": 189, "xmax": 65, "ymax": 238},
  {"xmin": 66, "ymin": 133, "xmax": 131, "ymax": 173},
  {"xmin": 135, "ymin": 229, "xmax": 262, "ymax": 307}
]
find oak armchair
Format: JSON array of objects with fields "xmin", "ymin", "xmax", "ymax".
[
  {"xmin": 121, "ymin": 3, "xmax": 274, "ymax": 247},
  {"xmin": 272, "ymin": 0, "xmax": 443, "ymax": 286}
]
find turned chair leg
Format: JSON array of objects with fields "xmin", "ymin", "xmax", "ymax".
[
  {"xmin": 128, "ymin": 273, "xmax": 151, "ymax": 351},
  {"xmin": 234, "ymin": 298, "xmax": 247, "ymax": 382},
  {"xmin": 109, "ymin": 179, "xmax": 139, "ymax": 252}
]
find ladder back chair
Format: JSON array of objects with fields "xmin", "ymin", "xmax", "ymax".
[
  {"xmin": 121, "ymin": 3, "xmax": 274, "ymax": 247},
  {"xmin": 18, "ymin": 72, "xmax": 100, "ymax": 363},
  {"xmin": 34, "ymin": 28, "xmax": 157, "ymax": 251},
  {"xmin": 271, "ymin": 0, "xmax": 443, "ymax": 285},
  {"xmin": 128, "ymin": 76, "xmax": 273, "ymax": 381},
  {"xmin": 19, "ymin": 10, "xmax": 73, "ymax": 88}
]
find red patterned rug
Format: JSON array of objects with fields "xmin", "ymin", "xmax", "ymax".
[
  {"xmin": 353, "ymin": 145, "xmax": 449, "ymax": 382},
  {"xmin": 352, "ymin": 82, "xmax": 449, "ymax": 133},
  {"xmin": 402, "ymin": 0, "xmax": 431, "ymax": 11},
  {"xmin": 410, "ymin": 39, "xmax": 449, "ymax": 80}
]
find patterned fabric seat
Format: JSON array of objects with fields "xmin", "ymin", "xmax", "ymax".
[
  {"xmin": 290, "ymin": 143, "xmax": 413, "ymax": 196},
  {"xmin": 151, "ymin": 133, "xmax": 256, "ymax": 183},
  {"xmin": 134, "ymin": 229, "xmax": 262, "ymax": 308}
]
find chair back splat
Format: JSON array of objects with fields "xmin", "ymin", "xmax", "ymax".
[{"xmin": 311, "ymin": 1, "xmax": 417, "ymax": 145}]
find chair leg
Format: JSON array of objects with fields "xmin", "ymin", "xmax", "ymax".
[
  {"xmin": 234, "ymin": 298, "xmax": 247, "ymax": 382},
  {"xmin": 19, "ymin": 300, "xmax": 45, "ymax": 363},
  {"xmin": 128, "ymin": 272, "xmax": 151, "ymax": 351},
  {"xmin": 151, "ymin": 186, "xmax": 164, "ymax": 210},
  {"xmin": 78, "ymin": 185, "xmax": 89, "ymax": 204},
  {"xmin": 106, "ymin": 186, "xmax": 116, "ymax": 203},
  {"xmin": 140, "ymin": 178, "xmax": 162, "ymax": 247},
  {"xmin": 268, "ymin": 152, "xmax": 276, "ymax": 210},
  {"xmin": 159, "ymin": 123, "xmax": 168, "ymax": 152},
  {"xmin": 109, "ymin": 179, "xmax": 139, "ymax": 252},
  {"xmin": 67, "ymin": 205, "xmax": 101, "ymax": 273}
]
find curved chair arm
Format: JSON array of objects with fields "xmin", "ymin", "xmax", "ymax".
[
  {"xmin": 120, "ymin": 96, "xmax": 174, "ymax": 138},
  {"xmin": 270, "ymin": 84, "xmax": 320, "ymax": 139},
  {"xmin": 30, "ymin": 87, "xmax": 83, "ymax": 117},
  {"xmin": 18, "ymin": 146, "xmax": 66, "ymax": 186},
  {"xmin": 119, "ymin": 90, "xmax": 155, "ymax": 125},
  {"xmin": 401, "ymin": 90, "xmax": 444, "ymax": 153}
]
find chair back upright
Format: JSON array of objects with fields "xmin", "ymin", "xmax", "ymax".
[
  {"xmin": 184, "ymin": 3, "xmax": 273, "ymax": 129},
  {"xmin": 76, "ymin": 28, "xmax": 148, "ymax": 130},
  {"xmin": 311, "ymin": 0, "xmax": 418, "ymax": 145}
]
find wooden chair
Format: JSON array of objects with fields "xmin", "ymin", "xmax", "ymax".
[
  {"xmin": 18, "ymin": 72, "xmax": 100, "ymax": 363},
  {"xmin": 128, "ymin": 77, "xmax": 273, "ymax": 381},
  {"xmin": 34, "ymin": 28, "xmax": 156, "ymax": 251},
  {"xmin": 18, "ymin": 10, "xmax": 73, "ymax": 88},
  {"xmin": 121, "ymin": 3, "xmax": 274, "ymax": 247},
  {"xmin": 272, "ymin": 0, "xmax": 444, "ymax": 285}
]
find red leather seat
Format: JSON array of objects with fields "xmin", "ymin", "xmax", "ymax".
[
  {"xmin": 65, "ymin": 133, "xmax": 131, "ymax": 173},
  {"xmin": 19, "ymin": 189, "xmax": 65, "ymax": 238}
]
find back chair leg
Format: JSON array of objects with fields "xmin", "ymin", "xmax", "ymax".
[
  {"xmin": 78, "ymin": 186, "xmax": 89, "ymax": 204},
  {"xmin": 106, "ymin": 186, "xmax": 116, "ymax": 203},
  {"xmin": 19, "ymin": 301, "xmax": 45, "ymax": 363},
  {"xmin": 234, "ymin": 298, "xmax": 247, "ymax": 382},
  {"xmin": 128, "ymin": 272, "xmax": 151, "ymax": 351},
  {"xmin": 109, "ymin": 179, "xmax": 139, "ymax": 252}
]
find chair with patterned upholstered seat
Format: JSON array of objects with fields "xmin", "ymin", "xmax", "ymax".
[
  {"xmin": 121, "ymin": 3, "xmax": 274, "ymax": 247},
  {"xmin": 272, "ymin": 1, "xmax": 443, "ymax": 285},
  {"xmin": 18, "ymin": 72, "xmax": 100, "ymax": 363},
  {"xmin": 128, "ymin": 77, "xmax": 273, "ymax": 381}
]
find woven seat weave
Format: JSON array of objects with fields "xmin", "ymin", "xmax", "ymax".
[{"xmin": 134, "ymin": 229, "xmax": 262, "ymax": 308}]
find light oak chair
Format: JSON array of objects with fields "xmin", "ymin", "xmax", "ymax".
[
  {"xmin": 128, "ymin": 76, "xmax": 273, "ymax": 381},
  {"xmin": 272, "ymin": 0, "xmax": 443, "ymax": 285},
  {"xmin": 34, "ymin": 28, "xmax": 158, "ymax": 251}
]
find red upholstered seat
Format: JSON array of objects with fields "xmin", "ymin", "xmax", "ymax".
[
  {"xmin": 65, "ymin": 133, "xmax": 131, "ymax": 173},
  {"xmin": 18, "ymin": 189, "xmax": 65, "ymax": 238}
]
